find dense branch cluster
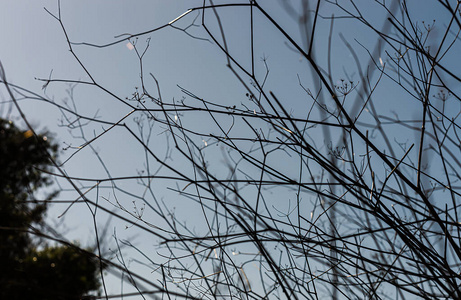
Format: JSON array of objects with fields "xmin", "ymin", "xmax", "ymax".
[{"xmin": 2, "ymin": 1, "xmax": 461, "ymax": 299}]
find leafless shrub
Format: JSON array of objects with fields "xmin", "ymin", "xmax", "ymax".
[{"xmin": 3, "ymin": 1, "xmax": 461, "ymax": 299}]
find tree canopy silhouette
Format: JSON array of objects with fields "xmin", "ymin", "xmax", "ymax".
[{"xmin": 0, "ymin": 119, "xmax": 102, "ymax": 299}]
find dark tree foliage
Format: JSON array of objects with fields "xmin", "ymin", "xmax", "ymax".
[
  {"xmin": 0, "ymin": 119, "xmax": 101, "ymax": 299},
  {"xmin": 18, "ymin": 245, "xmax": 101, "ymax": 299},
  {"xmin": 0, "ymin": 119, "xmax": 55, "ymax": 269}
]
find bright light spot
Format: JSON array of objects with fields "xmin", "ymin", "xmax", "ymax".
[
  {"xmin": 214, "ymin": 249, "xmax": 218, "ymax": 258},
  {"xmin": 310, "ymin": 211, "xmax": 313, "ymax": 219},
  {"xmin": 43, "ymin": 136, "xmax": 48, "ymax": 141},
  {"xmin": 33, "ymin": 257, "xmax": 37, "ymax": 262},
  {"xmin": 51, "ymin": 263, "xmax": 56, "ymax": 268},
  {"xmin": 203, "ymin": 139, "xmax": 208, "ymax": 147},
  {"xmin": 24, "ymin": 130, "xmax": 33, "ymax": 139},
  {"xmin": 126, "ymin": 42, "xmax": 134, "ymax": 50},
  {"xmin": 379, "ymin": 57, "xmax": 384, "ymax": 67},
  {"xmin": 174, "ymin": 115, "xmax": 178, "ymax": 121}
]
